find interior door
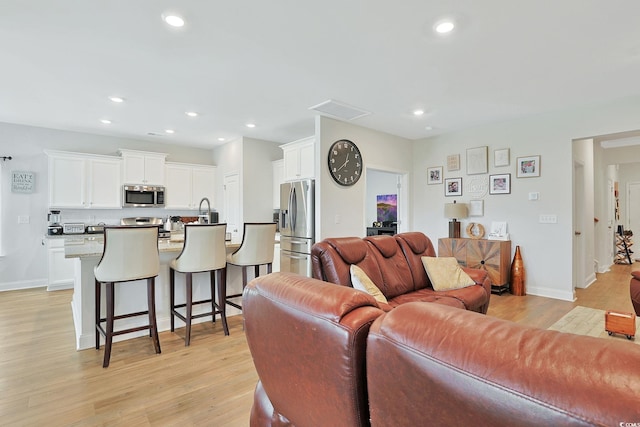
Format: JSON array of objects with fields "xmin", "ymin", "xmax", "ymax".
[
  {"xmin": 627, "ymin": 182, "xmax": 640, "ymax": 236},
  {"xmin": 223, "ymin": 173, "xmax": 241, "ymax": 241}
]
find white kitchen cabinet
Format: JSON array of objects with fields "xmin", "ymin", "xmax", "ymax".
[
  {"xmin": 281, "ymin": 136, "xmax": 314, "ymax": 181},
  {"xmin": 165, "ymin": 162, "xmax": 216, "ymax": 209},
  {"xmin": 47, "ymin": 151, "xmax": 121, "ymax": 209},
  {"xmin": 47, "ymin": 238, "xmax": 75, "ymax": 291},
  {"xmin": 119, "ymin": 149, "xmax": 167, "ymax": 185},
  {"xmin": 272, "ymin": 159, "xmax": 284, "ymax": 209}
]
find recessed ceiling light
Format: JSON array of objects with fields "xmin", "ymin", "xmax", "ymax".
[
  {"xmin": 218, "ymin": 137, "xmax": 226, "ymax": 142},
  {"xmin": 163, "ymin": 14, "xmax": 185, "ymax": 27},
  {"xmin": 100, "ymin": 119, "xmax": 112, "ymax": 124},
  {"xmin": 165, "ymin": 129, "xmax": 175, "ymax": 134},
  {"xmin": 246, "ymin": 123, "xmax": 256, "ymax": 128},
  {"xmin": 413, "ymin": 109, "xmax": 425, "ymax": 116},
  {"xmin": 425, "ymin": 126, "xmax": 433, "ymax": 131},
  {"xmin": 108, "ymin": 96, "xmax": 124, "ymax": 103},
  {"xmin": 435, "ymin": 20, "xmax": 455, "ymax": 34},
  {"xmin": 185, "ymin": 111, "xmax": 199, "ymax": 117}
]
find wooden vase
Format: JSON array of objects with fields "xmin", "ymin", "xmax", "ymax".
[{"xmin": 510, "ymin": 245, "xmax": 526, "ymax": 296}]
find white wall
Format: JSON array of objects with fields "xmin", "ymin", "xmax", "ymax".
[
  {"xmin": 242, "ymin": 137, "xmax": 282, "ymax": 222},
  {"xmin": 316, "ymin": 116, "xmax": 412, "ymax": 239},
  {"xmin": 212, "ymin": 139, "xmax": 243, "ymax": 225},
  {"xmin": 413, "ymin": 95, "xmax": 640, "ymax": 301},
  {"xmin": 0, "ymin": 121, "xmax": 215, "ymax": 291}
]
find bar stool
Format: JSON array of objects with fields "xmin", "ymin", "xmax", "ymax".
[
  {"xmin": 226, "ymin": 222, "xmax": 277, "ymax": 310},
  {"xmin": 94, "ymin": 226, "xmax": 161, "ymax": 368},
  {"xmin": 170, "ymin": 223, "xmax": 229, "ymax": 345}
]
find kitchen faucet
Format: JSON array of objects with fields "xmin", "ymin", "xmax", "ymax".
[{"xmin": 198, "ymin": 197, "xmax": 211, "ymax": 224}]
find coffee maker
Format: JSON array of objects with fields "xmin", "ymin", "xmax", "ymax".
[{"xmin": 47, "ymin": 210, "xmax": 63, "ymax": 235}]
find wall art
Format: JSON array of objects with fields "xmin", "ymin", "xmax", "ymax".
[
  {"xmin": 494, "ymin": 148, "xmax": 510, "ymax": 167},
  {"xmin": 466, "ymin": 146, "xmax": 488, "ymax": 175},
  {"xmin": 489, "ymin": 173, "xmax": 511, "ymax": 194},
  {"xmin": 427, "ymin": 166, "xmax": 443, "ymax": 185},
  {"xmin": 447, "ymin": 154, "xmax": 460, "ymax": 171},
  {"xmin": 445, "ymin": 177, "xmax": 462, "ymax": 197},
  {"xmin": 516, "ymin": 155, "xmax": 541, "ymax": 178}
]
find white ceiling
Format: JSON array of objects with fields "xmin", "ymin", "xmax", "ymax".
[{"xmin": 2, "ymin": 1, "xmax": 640, "ymax": 149}]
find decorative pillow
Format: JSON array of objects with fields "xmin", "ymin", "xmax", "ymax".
[
  {"xmin": 350, "ymin": 265, "xmax": 388, "ymax": 304},
  {"xmin": 421, "ymin": 257, "xmax": 475, "ymax": 291}
]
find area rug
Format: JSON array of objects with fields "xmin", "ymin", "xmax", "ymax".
[{"xmin": 547, "ymin": 306, "xmax": 639, "ymax": 344}]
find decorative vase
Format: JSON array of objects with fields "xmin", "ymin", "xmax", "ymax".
[{"xmin": 510, "ymin": 245, "xmax": 526, "ymax": 296}]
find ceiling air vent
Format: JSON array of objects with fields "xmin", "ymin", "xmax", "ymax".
[{"xmin": 308, "ymin": 99, "xmax": 370, "ymax": 121}]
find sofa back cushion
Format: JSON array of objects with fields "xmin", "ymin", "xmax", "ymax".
[
  {"xmin": 367, "ymin": 302, "xmax": 640, "ymax": 426},
  {"xmin": 311, "ymin": 237, "xmax": 385, "ymax": 287},
  {"xmin": 395, "ymin": 232, "xmax": 437, "ymax": 290},
  {"xmin": 364, "ymin": 235, "xmax": 416, "ymax": 298},
  {"xmin": 244, "ymin": 272, "xmax": 383, "ymax": 427}
]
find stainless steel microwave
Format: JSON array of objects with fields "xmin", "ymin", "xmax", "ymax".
[{"xmin": 122, "ymin": 185, "xmax": 165, "ymax": 208}]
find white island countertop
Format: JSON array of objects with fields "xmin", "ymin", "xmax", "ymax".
[{"xmin": 64, "ymin": 235, "xmax": 241, "ymax": 259}]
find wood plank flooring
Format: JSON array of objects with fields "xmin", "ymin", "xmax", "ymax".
[{"xmin": 0, "ymin": 264, "xmax": 635, "ymax": 426}]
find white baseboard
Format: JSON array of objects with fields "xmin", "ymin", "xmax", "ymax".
[
  {"xmin": 0, "ymin": 278, "xmax": 47, "ymax": 292},
  {"xmin": 525, "ymin": 285, "xmax": 576, "ymax": 302}
]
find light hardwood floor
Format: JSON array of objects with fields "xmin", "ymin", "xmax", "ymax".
[{"xmin": 1, "ymin": 264, "xmax": 636, "ymax": 426}]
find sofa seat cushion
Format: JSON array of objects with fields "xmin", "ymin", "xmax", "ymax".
[
  {"xmin": 387, "ymin": 288, "xmax": 465, "ymax": 310},
  {"xmin": 437, "ymin": 284, "xmax": 489, "ymax": 313}
]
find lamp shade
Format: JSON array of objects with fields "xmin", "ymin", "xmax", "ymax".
[{"xmin": 444, "ymin": 202, "xmax": 468, "ymax": 219}]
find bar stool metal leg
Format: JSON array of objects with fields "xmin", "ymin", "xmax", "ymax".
[
  {"xmin": 103, "ymin": 282, "xmax": 115, "ymax": 368},
  {"xmin": 148, "ymin": 278, "xmax": 161, "ymax": 354}
]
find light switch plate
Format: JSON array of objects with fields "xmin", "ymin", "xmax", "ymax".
[
  {"xmin": 539, "ymin": 214, "xmax": 557, "ymax": 224},
  {"xmin": 528, "ymin": 192, "xmax": 539, "ymax": 201},
  {"xmin": 18, "ymin": 215, "xmax": 30, "ymax": 224}
]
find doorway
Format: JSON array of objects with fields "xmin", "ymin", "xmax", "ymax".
[
  {"xmin": 223, "ymin": 173, "xmax": 241, "ymax": 241},
  {"xmin": 366, "ymin": 168, "xmax": 408, "ymax": 233}
]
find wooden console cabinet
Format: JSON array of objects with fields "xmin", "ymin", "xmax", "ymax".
[{"xmin": 438, "ymin": 238, "xmax": 511, "ymax": 295}]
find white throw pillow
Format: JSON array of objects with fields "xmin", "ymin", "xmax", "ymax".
[
  {"xmin": 421, "ymin": 257, "xmax": 475, "ymax": 291},
  {"xmin": 350, "ymin": 265, "xmax": 388, "ymax": 304}
]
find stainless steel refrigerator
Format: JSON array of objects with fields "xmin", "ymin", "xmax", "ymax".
[{"xmin": 280, "ymin": 179, "xmax": 315, "ymax": 276}]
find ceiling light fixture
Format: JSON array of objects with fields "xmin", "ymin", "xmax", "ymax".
[
  {"xmin": 185, "ymin": 111, "xmax": 199, "ymax": 117},
  {"xmin": 218, "ymin": 137, "xmax": 226, "ymax": 142},
  {"xmin": 425, "ymin": 126, "xmax": 433, "ymax": 131},
  {"xmin": 100, "ymin": 119, "xmax": 112, "ymax": 124},
  {"xmin": 165, "ymin": 129, "xmax": 175, "ymax": 134},
  {"xmin": 108, "ymin": 96, "xmax": 124, "ymax": 103},
  {"xmin": 246, "ymin": 123, "xmax": 256, "ymax": 128},
  {"xmin": 163, "ymin": 14, "xmax": 185, "ymax": 28},
  {"xmin": 435, "ymin": 20, "xmax": 455, "ymax": 34},
  {"xmin": 413, "ymin": 109, "xmax": 425, "ymax": 116}
]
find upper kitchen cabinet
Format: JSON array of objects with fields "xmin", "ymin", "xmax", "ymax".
[
  {"xmin": 119, "ymin": 149, "xmax": 167, "ymax": 185},
  {"xmin": 281, "ymin": 136, "xmax": 314, "ymax": 181},
  {"xmin": 165, "ymin": 162, "xmax": 216, "ymax": 209},
  {"xmin": 47, "ymin": 151, "xmax": 121, "ymax": 209}
]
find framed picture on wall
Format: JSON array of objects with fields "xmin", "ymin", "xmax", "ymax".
[
  {"xmin": 447, "ymin": 154, "xmax": 460, "ymax": 171},
  {"xmin": 489, "ymin": 173, "xmax": 511, "ymax": 194},
  {"xmin": 427, "ymin": 166, "xmax": 443, "ymax": 185},
  {"xmin": 466, "ymin": 146, "xmax": 488, "ymax": 175},
  {"xmin": 516, "ymin": 155, "xmax": 541, "ymax": 178},
  {"xmin": 445, "ymin": 177, "xmax": 462, "ymax": 196},
  {"xmin": 494, "ymin": 148, "xmax": 510, "ymax": 167}
]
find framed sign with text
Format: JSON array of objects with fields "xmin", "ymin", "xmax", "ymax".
[{"xmin": 12, "ymin": 170, "xmax": 35, "ymax": 193}]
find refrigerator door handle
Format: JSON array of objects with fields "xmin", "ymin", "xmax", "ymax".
[{"xmin": 290, "ymin": 185, "xmax": 297, "ymax": 232}]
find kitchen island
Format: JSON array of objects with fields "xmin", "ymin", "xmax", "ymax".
[{"xmin": 65, "ymin": 235, "xmax": 276, "ymax": 350}]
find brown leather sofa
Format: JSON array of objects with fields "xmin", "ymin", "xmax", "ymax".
[
  {"xmin": 311, "ymin": 232, "xmax": 491, "ymax": 313},
  {"xmin": 631, "ymin": 271, "xmax": 640, "ymax": 315},
  {"xmin": 244, "ymin": 272, "xmax": 640, "ymax": 426}
]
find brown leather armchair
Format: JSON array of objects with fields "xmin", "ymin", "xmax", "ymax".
[
  {"xmin": 631, "ymin": 271, "xmax": 640, "ymax": 315},
  {"xmin": 243, "ymin": 272, "xmax": 383, "ymax": 426}
]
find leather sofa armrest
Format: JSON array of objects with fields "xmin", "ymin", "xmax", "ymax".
[
  {"xmin": 631, "ymin": 270, "xmax": 640, "ymax": 281},
  {"xmin": 462, "ymin": 267, "xmax": 491, "ymax": 299}
]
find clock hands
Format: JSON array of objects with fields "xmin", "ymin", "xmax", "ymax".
[{"xmin": 337, "ymin": 153, "xmax": 350, "ymax": 171}]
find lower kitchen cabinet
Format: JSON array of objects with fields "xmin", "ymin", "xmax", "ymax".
[{"xmin": 47, "ymin": 238, "xmax": 75, "ymax": 291}]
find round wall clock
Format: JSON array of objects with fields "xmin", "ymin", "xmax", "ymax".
[{"xmin": 328, "ymin": 139, "xmax": 363, "ymax": 186}]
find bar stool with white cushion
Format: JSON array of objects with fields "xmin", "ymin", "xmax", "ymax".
[
  {"xmin": 170, "ymin": 223, "xmax": 229, "ymax": 346},
  {"xmin": 226, "ymin": 222, "xmax": 277, "ymax": 311},
  {"xmin": 94, "ymin": 226, "xmax": 161, "ymax": 368}
]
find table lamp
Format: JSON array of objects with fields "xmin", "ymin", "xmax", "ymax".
[{"xmin": 444, "ymin": 200, "xmax": 468, "ymax": 238}]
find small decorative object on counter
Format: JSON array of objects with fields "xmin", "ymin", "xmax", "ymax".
[{"xmin": 510, "ymin": 245, "xmax": 526, "ymax": 296}]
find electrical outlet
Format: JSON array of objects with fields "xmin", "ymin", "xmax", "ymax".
[
  {"xmin": 334, "ymin": 214, "xmax": 341, "ymax": 224},
  {"xmin": 18, "ymin": 215, "xmax": 30, "ymax": 224},
  {"xmin": 539, "ymin": 214, "xmax": 557, "ymax": 224}
]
